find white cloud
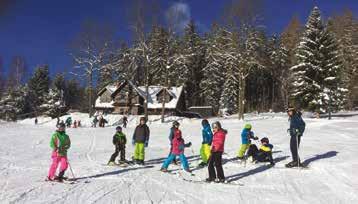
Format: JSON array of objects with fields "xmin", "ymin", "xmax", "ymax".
[{"xmin": 165, "ymin": 2, "xmax": 191, "ymax": 33}]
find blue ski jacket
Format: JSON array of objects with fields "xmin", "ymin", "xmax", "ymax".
[
  {"xmin": 289, "ymin": 113, "xmax": 306, "ymax": 137},
  {"xmin": 241, "ymin": 128, "xmax": 255, "ymax": 145},
  {"xmin": 202, "ymin": 124, "xmax": 213, "ymax": 145}
]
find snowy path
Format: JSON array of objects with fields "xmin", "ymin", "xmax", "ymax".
[{"xmin": 0, "ymin": 115, "xmax": 358, "ymax": 203}]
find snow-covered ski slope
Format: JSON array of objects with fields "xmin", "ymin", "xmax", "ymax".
[{"xmin": 1, "ymin": 113, "xmax": 357, "ymax": 204}]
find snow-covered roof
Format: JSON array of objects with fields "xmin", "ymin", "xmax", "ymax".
[
  {"xmin": 95, "ymin": 98, "xmax": 115, "ymax": 109},
  {"xmin": 137, "ymin": 85, "xmax": 183, "ymax": 109},
  {"xmin": 95, "ymin": 81, "xmax": 183, "ymax": 110},
  {"xmin": 97, "ymin": 84, "xmax": 120, "ymax": 96}
]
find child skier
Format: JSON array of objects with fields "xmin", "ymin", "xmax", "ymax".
[
  {"xmin": 237, "ymin": 123, "xmax": 258, "ymax": 159},
  {"xmin": 206, "ymin": 121, "xmax": 226, "ymax": 183},
  {"xmin": 198, "ymin": 119, "xmax": 213, "ymax": 167},
  {"xmin": 160, "ymin": 121, "xmax": 192, "ymax": 172},
  {"xmin": 168, "ymin": 121, "xmax": 178, "ymax": 165},
  {"xmin": 47, "ymin": 123, "xmax": 71, "ymax": 182},
  {"xmin": 132, "ymin": 117, "xmax": 150, "ymax": 165},
  {"xmin": 246, "ymin": 137, "xmax": 275, "ymax": 165},
  {"xmin": 108, "ymin": 126, "xmax": 127, "ymax": 165}
]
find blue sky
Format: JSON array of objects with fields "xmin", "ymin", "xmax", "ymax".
[{"xmin": 0, "ymin": 0, "xmax": 357, "ymax": 77}]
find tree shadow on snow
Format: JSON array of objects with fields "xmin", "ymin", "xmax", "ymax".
[
  {"xmin": 225, "ymin": 156, "xmax": 289, "ymax": 183},
  {"xmin": 145, "ymin": 155, "xmax": 201, "ymax": 165},
  {"xmin": 302, "ymin": 151, "xmax": 338, "ymax": 166},
  {"xmin": 74, "ymin": 165, "xmax": 154, "ymax": 181}
]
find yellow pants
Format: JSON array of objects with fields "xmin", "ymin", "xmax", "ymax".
[
  {"xmin": 237, "ymin": 144, "xmax": 249, "ymax": 158},
  {"xmin": 200, "ymin": 144, "xmax": 211, "ymax": 163}
]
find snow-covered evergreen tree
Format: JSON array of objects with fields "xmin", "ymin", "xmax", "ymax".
[
  {"xmin": 200, "ymin": 25, "xmax": 226, "ymax": 113},
  {"xmin": 0, "ymin": 86, "xmax": 28, "ymax": 121},
  {"xmin": 27, "ymin": 65, "xmax": 50, "ymax": 112},
  {"xmin": 320, "ymin": 20, "xmax": 346, "ymax": 112},
  {"xmin": 40, "ymin": 88, "xmax": 66, "ymax": 118},
  {"xmin": 181, "ymin": 20, "xmax": 205, "ymax": 107},
  {"xmin": 291, "ymin": 7, "xmax": 346, "ymax": 112},
  {"xmin": 291, "ymin": 7, "xmax": 325, "ymax": 111}
]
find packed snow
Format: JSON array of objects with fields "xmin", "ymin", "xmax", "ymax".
[{"xmin": 1, "ymin": 113, "xmax": 358, "ymax": 203}]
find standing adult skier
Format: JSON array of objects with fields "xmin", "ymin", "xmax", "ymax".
[
  {"xmin": 47, "ymin": 123, "xmax": 71, "ymax": 182},
  {"xmin": 132, "ymin": 117, "xmax": 150, "ymax": 165},
  {"xmin": 108, "ymin": 126, "xmax": 127, "ymax": 165},
  {"xmin": 198, "ymin": 119, "xmax": 213, "ymax": 167},
  {"xmin": 286, "ymin": 108, "xmax": 306, "ymax": 168},
  {"xmin": 160, "ymin": 121, "xmax": 191, "ymax": 172},
  {"xmin": 237, "ymin": 124, "xmax": 258, "ymax": 159},
  {"xmin": 206, "ymin": 121, "xmax": 226, "ymax": 183}
]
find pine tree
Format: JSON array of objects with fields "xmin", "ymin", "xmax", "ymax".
[
  {"xmin": 330, "ymin": 10, "xmax": 358, "ymax": 109},
  {"xmin": 0, "ymin": 86, "xmax": 29, "ymax": 121},
  {"xmin": 320, "ymin": 20, "xmax": 346, "ymax": 112},
  {"xmin": 291, "ymin": 7, "xmax": 325, "ymax": 112},
  {"xmin": 181, "ymin": 20, "xmax": 205, "ymax": 107},
  {"xmin": 27, "ymin": 65, "xmax": 50, "ymax": 113},
  {"xmin": 40, "ymin": 88, "xmax": 66, "ymax": 118},
  {"xmin": 200, "ymin": 24, "xmax": 226, "ymax": 113},
  {"xmin": 291, "ymin": 7, "xmax": 346, "ymax": 112}
]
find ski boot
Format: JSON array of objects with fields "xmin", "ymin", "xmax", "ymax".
[
  {"xmin": 198, "ymin": 162, "xmax": 207, "ymax": 167},
  {"xmin": 160, "ymin": 168, "xmax": 168, "ymax": 172},
  {"xmin": 107, "ymin": 161, "xmax": 116, "ymax": 166},
  {"xmin": 205, "ymin": 178, "xmax": 215, "ymax": 183},
  {"xmin": 55, "ymin": 171, "xmax": 65, "ymax": 182}
]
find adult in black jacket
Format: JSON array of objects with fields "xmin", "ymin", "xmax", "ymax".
[
  {"xmin": 286, "ymin": 108, "xmax": 306, "ymax": 167},
  {"xmin": 132, "ymin": 117, "xmax": 150, "ymax": 165}
]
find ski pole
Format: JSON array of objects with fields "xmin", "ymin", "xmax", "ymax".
[
  {"xmin": 68, "ymin": 162, "xmax": 76, "ymax": 180},
  {"xmin": 296, "ymin": 133, "xmax": 300, "ymax": 168}
]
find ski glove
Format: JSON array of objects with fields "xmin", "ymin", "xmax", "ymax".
[
  {"xmin": 145, "ymin": 141, "xmax": 148, "ymax": 147},
  {"xmin": 184, "ymin": 142, "xmax": 192, "ymax": 147}
]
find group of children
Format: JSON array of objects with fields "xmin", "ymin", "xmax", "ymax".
[{"xmin": 46, "ymin": 117, "xmax": 275, "ymax": 183}]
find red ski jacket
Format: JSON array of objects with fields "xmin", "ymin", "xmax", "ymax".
[
  {"xmin": 211, "ymin": 129, "xmax": 226, "ymax": 152},
  {"xmin": 171, "ymin": 129, "xmax": 185, "ymax": 155}
]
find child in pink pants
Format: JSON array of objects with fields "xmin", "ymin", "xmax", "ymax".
[{"xmin": 47, "ymin": 123, "xmax": 71, "ymax": 182}]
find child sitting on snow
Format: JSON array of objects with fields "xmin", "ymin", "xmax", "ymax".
[
  {"xmin": 108, "ymin": 126, "xmax": 127, "ymax": 165},
  {"xmin": 237, "ymin": 123, "xmax": 258, "ymax": 159},
  {"xmin": 246, "ymin": 137, "xmax": 275, "ymax": 166},
  {"xmin": 160, "ymin": 121, "xmax": 192, "ymax": 173}
]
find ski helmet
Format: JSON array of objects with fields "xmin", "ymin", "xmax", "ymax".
[
  {"xmin": 172, "ymin": 120, "xmax": 180, "ymax": 127},
  {"xmin": 201, "ymin": 119, "xmax": 209, "ymax": 126},
  {"xmin": 116, "ymin": 126, "xmax": 122, "ymax": 131},
  {"xmin": 244, "ymin": 123, "xmax": 252, "ymax": 130},
  {"xmin": 261, "ymin": 137, "xmax": 269, "ymax": 144}
]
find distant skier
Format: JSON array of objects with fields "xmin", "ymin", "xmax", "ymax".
[
  {"xmin": 78, "ymin": 120, "xmax": 81, "ymax": 127},
  {"xmin": 123, "ymin": 116, "xmax": 128, "ymax": 128},
  {"xmin": 246, "ymin": 137, "xmax": 275, "ymax": 165},
  {"xmin": 132, "ymin": 117, "xmax": 150, "ymax": 165},
  {"xmin": 206, "ymin": 121, "xmax": 226, "ymax": 183},
  {"xmin": 92, "ymin": 116, "xmax": 98, "ymax": 128},
  {"xmin": 286, "ymin": 107, "xmax": 306, "ymax": 168},
  {"xmin": 73, "ymin": 120, "xmax": 77, "ymax": 128},
  {"xmin": 160, "ymin": 121, "xmax": 191, "ymax": 172},
  {"xmin": 108, "ymin": 126, "xmax": 127, "ymax": 165},
  {"xmin": 35, "ymin": 118, "xmax": 38, "ymax": 125},
  {"xmin": 198, "ymin": 119, "xmax": 213, "ymax": 167},
  {"xmin": 65, "ymin": 117, "xmax": 72, "ymax": 128},
  {"xmin": 47, "ymin": 123, "xmax": 71, "ymax": 182},
  {"xmin": 237, "ymin": 123, "xmax": 258, "ymax": 159}
]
